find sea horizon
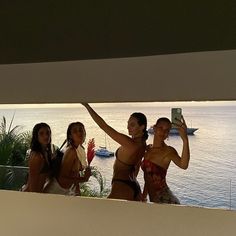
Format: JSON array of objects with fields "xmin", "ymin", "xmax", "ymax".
[{"xmin": 0, "ymin": 101, "xmax": 235, "ymax": 210}]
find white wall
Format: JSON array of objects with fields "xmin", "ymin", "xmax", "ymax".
[
  {"xmin": 0, "ymin": 190, "xmax": 235, "ymax": 236},
  {"xmin": 0, "ymin": 50, "xmax": 236, "ymax": 104},
  {"xmin": 1, "ymin": 49, "xmax": 236, "ymax": 235}
]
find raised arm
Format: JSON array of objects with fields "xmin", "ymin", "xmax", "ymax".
[
  {"xmin": 81, "ymin": 103, "xmax": 135, "ymax": 148},
  {"xmin": 170, "ymin": 116, "xmax": 190, "ymax": 169}
]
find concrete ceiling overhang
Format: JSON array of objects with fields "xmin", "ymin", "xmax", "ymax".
[
  {"xmin": 0, "ymin": 1, "xmax": 236, "ymax": 64},
  {"xmin": 0, "ymin": 1, "xmax": 236, "ymax": 103}
]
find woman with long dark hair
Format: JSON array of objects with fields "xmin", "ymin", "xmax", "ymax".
[
  {"xmin": 43, "ymin": 122, "xmax": 91, "ymax": 195},
  {"xmin": 82, "ymin": 103, "xmax": 148, "ymax": 201},
  {"xmin": 23, "ymin": 123, "xmax": 52, "ymax": 192}
]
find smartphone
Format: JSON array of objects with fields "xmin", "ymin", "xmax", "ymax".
[{"xmin": 171, "ymin": 108, "xmax": 182, "ymax": 128}]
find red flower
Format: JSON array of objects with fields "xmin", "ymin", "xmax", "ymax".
[{"xmin": 87, "ymin": 138, "xmax": 95, "ymax": 165}]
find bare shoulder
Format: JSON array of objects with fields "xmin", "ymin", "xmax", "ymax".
[
  {"xmin": 64, "ymin": 146, "xmax": 76, "ymax": 154},
  {"xmin": 166, "ymin": 146, "xmax": 178, "ymax": 156},
  {"xmin": 29, "ymin": 152, "xmax": 44, "ymax": 165},
  {"xmin": 28, "ymin": 152, "xmax": 45, "ymax": 173},
  {"xmin": 64, "ymin": 147, "xmax": 77, "ymax": 159},
  {"xmin": 167, "ymin": 145, "xmax": 176, "ymax": 151}
]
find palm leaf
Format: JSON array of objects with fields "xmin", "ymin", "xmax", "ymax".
[
  {"xmin": 0, "ymin": 116, "xmax": 6, "ymax": 135},
  {"xmin": 90, "ymin": 166, "xmax": 105, "ymax": 193},
  {"xmin": 9, "ymin": 125, "xmax": 22, "ymax": 135},
  {"xmin": 80, "ymin": 166, "xmax": 110, "ymax": 198},
  {"xmin": 0, "ymin": 115, "xmax": 31, "ymax": 189},
  {"xmin": 0, "ymin": 115, "xmax": 31, "ymax": 166},
  {"xmin": 8, "ymin": 111, "xmax": 16, "ymax": 134},
  {"xmin": 0, "ymin": 166, "xmax": 28, "ymax": 190},
  {"xmin": 0, "ymin": 139, "xmax": 14, "ymax": 165}
]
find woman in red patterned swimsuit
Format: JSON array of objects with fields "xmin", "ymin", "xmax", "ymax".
[{"xmin": 141, "ymin": 116, "xmax": 190, "ymax": 204}]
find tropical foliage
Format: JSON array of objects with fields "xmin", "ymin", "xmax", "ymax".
[
  {"xmin": 0, "ymin": 165, "xmax": 28, "ymax": 190},
  {"xmin": 0, "ymin": 116, "xmax": 31, "ymax": 166},
  {"xmin": 82, "ymin": 139, "xmax": 110, "ymax": 198},
  {"xmin": 80, "ymin": 166, "xmax": 110, "ymax": 198},
  {"xmin": 0, "ymin": 115, "xmax": 31, "ymax": 190},
  {"xmin": 0, "ymin": 115, "xmax": 110, "ymax": 197}
]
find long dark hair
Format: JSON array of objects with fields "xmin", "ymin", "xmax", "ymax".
[
  {"xmin": 66, "ymin": 122, "xmax": 86, "ymax": 147},
  {"xmin": 30, "ymin": 123, "xmax": 52, "ymax": 156},
  {"xmin": 130, "ymin": 112, "xmax": 148, "ymax": 141}
]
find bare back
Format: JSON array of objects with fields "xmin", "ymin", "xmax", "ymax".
[
  {"xmin": 57, "ymin": 147, "xmax": 82, "ymax": 189},
  {"xmin": 23, "ymin": 151, "xmax": 49, "ymax": 192}
]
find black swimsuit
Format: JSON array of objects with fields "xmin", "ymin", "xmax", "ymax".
[{"xmin": 112, "ymin": 149, "xmax": 141, "ymax": 200}]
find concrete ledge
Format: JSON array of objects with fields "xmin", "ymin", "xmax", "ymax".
[{"xmin": 0, "ymin": 190, "xmax": 235, "ymax": 236}]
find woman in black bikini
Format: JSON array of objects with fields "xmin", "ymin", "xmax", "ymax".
[{"xmin": 82, "ymin": 103, "xmax": 148, "ymax": 201}]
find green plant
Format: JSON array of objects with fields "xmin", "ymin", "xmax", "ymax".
[
  {"xmin": 0, "ymin": 115, "xmax": 31, "ymax": 190},
  {"xmin": 0, "ymin": 165, "xmax": 28, "ymax": 190},
  {"xmin": 80, "ymin": 166, "xmax": 110, "ymax": 198},
  {"xmin": 0, "ymin": 115, "xmax": 31, "ymax": 166}
]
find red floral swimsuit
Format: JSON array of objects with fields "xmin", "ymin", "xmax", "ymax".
[{"xmin": 141, "ymin": 159, "xmax": 180, "ymax": 204}]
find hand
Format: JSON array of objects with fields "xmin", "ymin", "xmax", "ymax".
[
  {"xmin": 146, "ymin": 144, "xmax": 152, "ymax": 151},
  {"xmin": 176, "ymin": 115, "xmax": 188, "ymax": 140},
  {"xmin": 81, "ymin": 103, "xmax": 91, "ymax": 111},
  {"xmin": 81, "ymin": 103, "xmax": 89, "ymax": 107}
]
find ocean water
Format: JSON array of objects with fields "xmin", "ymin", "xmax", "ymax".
[{"xmin": 0, "ymin": 101, "xmax": 236, "ymax": 210}]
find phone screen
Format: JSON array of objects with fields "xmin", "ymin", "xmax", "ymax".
[{"xmin": 171, "ymin": 108, "xmax": 182, "ymax": 128}]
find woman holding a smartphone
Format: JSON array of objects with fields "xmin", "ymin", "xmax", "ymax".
[{"xmin": 141, "ymin": 115, "xmax": 190, "ymax": 203}]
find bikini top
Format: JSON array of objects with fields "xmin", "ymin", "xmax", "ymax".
[
  {"xmin": 141, "ymin": 159, "xmax": 167, "ymax": 178},
  {"xmin": 115, "ymin": 148, "xmax": 137, "ymax": 166},
  {"xmin": 113, "ymin": 148, "xmax": 137, "ymax": 179}
]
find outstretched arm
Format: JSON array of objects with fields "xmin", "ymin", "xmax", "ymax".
[{"xmin": 81, "ymin": 103, "xmax": 135, "ymax": 148}]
